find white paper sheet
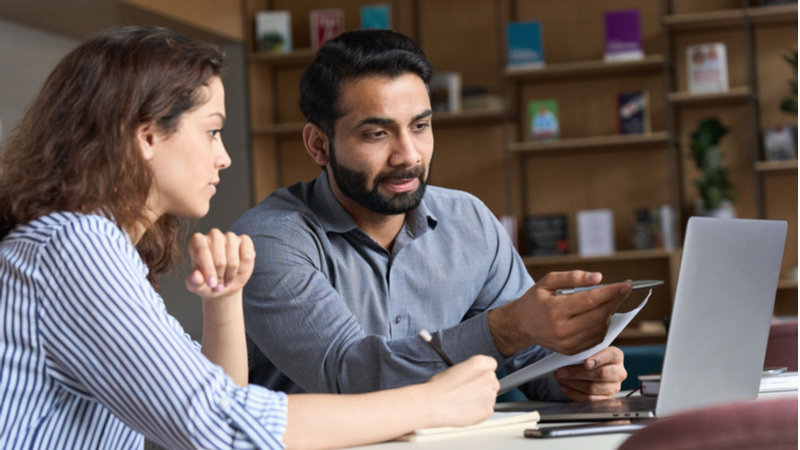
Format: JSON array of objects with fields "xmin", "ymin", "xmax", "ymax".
[{"xmin": 498, "ymin": 291, "xmax": 651, "ymax": 395}]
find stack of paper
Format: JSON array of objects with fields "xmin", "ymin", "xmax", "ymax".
[{"xmin": 394, "ymin": 411, "xmax": 540, "ymax": 442}]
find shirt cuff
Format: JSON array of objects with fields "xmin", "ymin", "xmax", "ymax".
[
  {"xmin": 225, "ymin": 385, "xmax": 289, "ymax": 449},
  {"xmin": 440, "ymin": 311, "xmax": 506, "ymax": 367}
]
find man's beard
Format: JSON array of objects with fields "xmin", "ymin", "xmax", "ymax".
[{"xmin": 328, "ymin": 141, "xmax": 430, "ymax": 215}]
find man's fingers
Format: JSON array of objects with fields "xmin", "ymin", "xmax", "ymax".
[
  {"xmin": 584, "ymin": 346, "xmax": 624, "ymax": 371},
  {"xmin": 538, "ymin": 271, "xmax": 603, "ymax": 291}
]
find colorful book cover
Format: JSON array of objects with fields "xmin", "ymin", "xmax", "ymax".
[
  {"xmin": 310, "ymin": 9, "xmax": 344, "ymax": 49},
  {"xmin": 604, "ymin": 9, "xmax": 644, "ymax": 62},
  {"xmin": 506, "ymin": 21, "xmax": 544, "ymax": 69},
  {"xmin": 255, "ymin": 10, "xmax": 292, "ymax": 53},
  {"xmin": 528, "ymin": 99, "xmax": 559, "ymax": 140},
  {"xmin": 525, "ymin": 214, "xmax": 569, "ymax": 256},
  {"xmin": 429, "ymin": 72, "xmax": 462, "ymax": 112},
  {"xmin": 686, "ymin": 43, "xmax": 729, "ymax": 93},
  {"xmin": 618, "ymin": 90, "xmax": 650, "ymax": 134},
  {"xmin": 361, "ymin": 4, "xmax": 391, "ymax": 30}
]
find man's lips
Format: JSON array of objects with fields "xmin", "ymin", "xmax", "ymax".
[{"xmin": 380, "ymin": 177, "xmax": 419, "ymax": 193}]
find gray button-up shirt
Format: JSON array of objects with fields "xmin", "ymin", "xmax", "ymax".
[{"xmin": 231, "ymin": 171, "xmax": 565, "ymax": 400}]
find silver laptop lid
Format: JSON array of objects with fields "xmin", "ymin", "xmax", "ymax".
[{"xmin": 656, "ymin": 217, "xmax": 787, "ymax": 417}]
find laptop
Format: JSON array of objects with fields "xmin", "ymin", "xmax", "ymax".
[{"xmin": 523, "ymin": 217, "xmax": 787, "ymax": 421}]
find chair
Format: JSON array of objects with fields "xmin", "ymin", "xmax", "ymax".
[
  {"xmin": 764, "ymin": 318, "xmax": 798, "ymax": 372},
  {"xmin": 617, "ymin": 396, "xmax": 798, "ymax": 450}
]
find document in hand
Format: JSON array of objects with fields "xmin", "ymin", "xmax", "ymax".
[
  {"xmin": 394, "ymin": 411, "xmax": 541, "ymax": 442},
  {"xmin": 498, "ymin": 292, "xmax": 651, "ymax": 395}
]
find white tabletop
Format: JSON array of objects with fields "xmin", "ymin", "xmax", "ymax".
[{"xmin": 344, "ymin": 390, "xmax": 797, "ymax": 450}]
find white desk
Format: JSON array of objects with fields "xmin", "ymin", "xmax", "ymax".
[{"xmin": 345, "ymin": 391, "xmax": 797, "ymax": 450}]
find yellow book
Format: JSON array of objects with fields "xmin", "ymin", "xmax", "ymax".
[{"xmin": 394, "ymin": 411, "xmax": 540, "ymax": 442}]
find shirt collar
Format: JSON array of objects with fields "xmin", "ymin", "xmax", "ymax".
[{"xmin": 309, "ymin": 170, "xmax": 439, "ymax": 237}]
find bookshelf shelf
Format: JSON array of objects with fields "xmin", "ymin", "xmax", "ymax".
[
  {"xmin": 778, "ymin": 279, "xmax": 799, "ymax": 290},
  {"xmin": 503, "ymin": 54, "xmax": 664, "ymax": 81},
  {"xmin": 252, "ymin": 122, "xmax": 304, "ymax": 138},
  {"xmin": 249, "ymin": 48, "xmax": 317, "ymax": 66},
  {"xmin": 746, "ymin": 5, "xmax": 798, "ymax": 25},
  {"xmin": 522, "ymin": 249, "xmax": 679, "ymax": 267},
  {"xmin": 508, "ymin": 132, "xmax": 669, "ymax": 156},
  {"xmin": 755, "ymin": 160, "xmax": 798, "ymax": 173},
  {"xmin": 663, "ymin": 9, "xmax": 745, "ymax": 30},
  {"xmin": 432, "ymin": 107, "xmax": 505, "ymax": 127},
  {"xmin": 663, "ymin": 5, "xmax": 798, "ymax": 30},
  {"xmin": 667, "ymin": 86, "xmax": 751, "ymax": 106}
]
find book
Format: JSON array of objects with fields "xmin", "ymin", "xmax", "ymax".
[
  {"xmin": 462, "ymin": 86, "xmax": 505, "ymax": 111},
  {"xmin": 360, "ymin": 4, "xmax": 391, "ymax": 30},
  {"xmin": 429, "ymin": 72, "xmax": 462, "ymax": 113},
  {"xmin": 528, "ymin": 99, "xmax": 559, "ymax": 141},
  {"xmin": 576, "ymin": 209, "xmax": 615, "ymax": 256},
  {"xmin": 525, "ymin": 214, "xmax": 568, "ymax": 256},
  {"xmin": 633, "ymin": 204, "xmax": 677, "ymax": 251},
  {"xmin": 255, "ymin": 11, "xmax": 292, "ymax": 54},
  {"xmin": 310, "ymin": 9, "xmax": 344, "ymax": 49},
  {"xmin": 686, "ymin": 43, "xmax": 729, "ymax": 93},
  {"xmin": 506, "ymin": 21, "xmax": 544, "ymax": 69},
  {"xmin": 604, "ymin": 9, "xmax": 644, "ymax": 62},
  {"xmin": 639, "ymin": 371, "xmax": 798, "ymax": 397},
  {"xmin": 618, "ymin": 91, "xmax": 650, "ymax": 134},
  {"xmin": 395, "ymin": 411, "xmax": 540, "ymax": 442},
  {"xmin": 498, "ymin": 215, "xmax": 519, "ymax": 252},
  {"xmin": 763, "ymin": 125, "xmax": 797, "ymax": 161}
]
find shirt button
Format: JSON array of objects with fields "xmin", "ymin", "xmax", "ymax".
[{"xmin": 395, "ymin": 315, "xmax": 402, "ymax": 324}]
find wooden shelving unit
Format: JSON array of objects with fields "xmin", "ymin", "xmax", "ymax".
[
  {"xmin": 777, "ymin": 279, "xmax": 799, "ymax": 290},
  {"xmin": 667, "ymin": 86, "xmax": 751, "ymax": 106},
  {"xmin": 249, "ymin": 48, "xmax": 317, "ymax": 66},
  {"xmin": 508, "ymin": 132, "xmax": 669, "ymax": 155},
  {"xmin": 504, "ymin": 54, "xmax": 664, "ymax": 81},
  {"xmin": 755, "ymin": 159, "xmax": 798, "ymax": 172},
  {"xmin": 522, "ymin": 249, "xmax": 679, "ymax": 267}
]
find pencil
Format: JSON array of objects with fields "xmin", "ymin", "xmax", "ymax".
[{"xmin": 419, "ymin": 329, "xmax": 454, "ymax": 367}]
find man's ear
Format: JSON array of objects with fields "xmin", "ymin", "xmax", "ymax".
[
  {"xmin": 136, "ymin": 122, "xmax": 157, "ymax": 161},
  {"xmin": 303, "ymin": 122, "xmax": 331, "ymax": 167}
]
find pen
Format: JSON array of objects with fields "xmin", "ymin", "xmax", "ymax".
[
  {"xmin": 556, "ymin": 279, "xmax": 664, "ymax": 295},
  {"xmin": 419, "ymin": 329, "xmax": 454, "ymax": 367}
]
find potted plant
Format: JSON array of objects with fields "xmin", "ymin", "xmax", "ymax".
[
  {"xmin": 690, "ymin": 118, "xmax": 737, "ymax": 218},
  {"xmin": 780, "ymin": 50, "xmax": 797, "ymax": 115}
]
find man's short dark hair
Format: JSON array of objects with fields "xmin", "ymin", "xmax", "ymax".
[{"xmin": 299, "ymin": 29, "xmax": 434, "ymax": 139}]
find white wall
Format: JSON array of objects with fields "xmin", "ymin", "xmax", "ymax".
[{"xmin": 0, "ymin": 18, "xmax": 253, "ymax": 340}]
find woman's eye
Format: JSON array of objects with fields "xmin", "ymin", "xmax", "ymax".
[{"xmin": 209, "ymin": 129, "xmax": 222, "ymax": 139}]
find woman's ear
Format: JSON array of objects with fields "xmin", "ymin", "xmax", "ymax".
[
  {"xmin": 303, "ymin": 122, "xmax": 330, "ymax": 167},
  {"xmin": 136, "ymin": 122, "xmax": 157, "ymax": 161}
]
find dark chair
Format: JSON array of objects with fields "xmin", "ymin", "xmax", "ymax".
[
  {"xmin": 617, "ymin": 396, "xmax": 798, "ymax": 450},
  {"xmin": 764, "ymin": 318, "xmax": 798, "ymax": 372}
]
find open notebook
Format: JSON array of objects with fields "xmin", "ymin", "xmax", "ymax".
[{"xmin": 394, "ymin": 411, "xmax": 540, "ymax": 442}]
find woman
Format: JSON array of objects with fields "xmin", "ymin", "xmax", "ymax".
[{"xmin": 0, "ymin": 27, "xmax": 499, "ymax": 450}]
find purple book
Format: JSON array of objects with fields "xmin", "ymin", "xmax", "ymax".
[{"xmin": 604, "ymin": 9, "xmax": 643, "ymax": 62}]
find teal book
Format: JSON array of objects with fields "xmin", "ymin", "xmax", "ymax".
[
  {"xmin": 361, "ymin": 4, "xmax": 391, "ymax": 30},
  {"xmin": 506, "ymin": 21, "xmax": 544, "ymax": 69}
]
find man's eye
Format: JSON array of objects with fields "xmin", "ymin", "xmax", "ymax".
[
  {"xmin": 365, "ymin": 131, "xmax": 386, "ymax": 138},
  {"xmin": 415, "ymin": 122, "xmax": 431, "ymax": 130}
]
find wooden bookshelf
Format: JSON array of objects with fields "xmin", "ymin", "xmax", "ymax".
[
  {"xmin": 747, "ymin": 5, "xmax": 799, "ymax": 25},
  {"xmin": 522, "ymin": 249, "xmax": 679, "ymax": 267},
  {"xmin": 663, "ymin": 9, "xmax": 745, "ymax": 30},
  {"xmin": 755, "ymin": 160, "xmax": 798, "ymax": 173},
  {"xmin": 777, "ymin": 279, "xmax": 799, "ymax": 290},
  {"xmin": 667, "ymin": 86, "xmax": 751, "ymax": 106},
  {"xmin": 252, "ymin": 122, "xmax": 304, "ymax": 137},
  {"xmin": 508, "ymin": 132, "xmax": 669, "ymax": 156},
  {"xmin": 249, "ymin": 48, "xmax": 317, "ymax": 66},
  {"xmin": 504, "ymin": 54, "xmax": 664, "ymax": 81},
  {"xmin": 432, "ymin": 107, "xmax": 505, "ymax": 127}
]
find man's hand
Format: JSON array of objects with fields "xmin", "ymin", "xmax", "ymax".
[
  {"xmin": 554, "ymin": 347, "xmax": 627, "ymax": 401},
  {"xmin": 488, "ymin": 271, "xmax": 631, "ymax": 356}
]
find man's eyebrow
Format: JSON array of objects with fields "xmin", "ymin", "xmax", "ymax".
[
  {"xmin": 413, "ymin": 110, "xmax": 433, "ymax": 121},
  {"xmin": 356, "ymin": 117, "xmax": 395, "ymax": 127},
  {"xmin": 355, "ymin": 110, "xmax": 433, "ymax": 128}
]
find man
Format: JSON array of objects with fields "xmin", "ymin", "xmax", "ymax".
[{"xmin": 232, "ymin": 29, "xmax": 629, "ymax": 401}]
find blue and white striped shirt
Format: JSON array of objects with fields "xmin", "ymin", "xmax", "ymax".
[{"xmin": 0, "ymin": 212, "xmax": 287, "ymax": 449}]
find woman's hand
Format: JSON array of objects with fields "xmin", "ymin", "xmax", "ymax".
[
  {"xmin": 424, "ymin": 355, "xmax": 500, "ymax": 428},
  {"xmin": 184, "ymin": 229, "xmax": 255, "ymax": 300}
]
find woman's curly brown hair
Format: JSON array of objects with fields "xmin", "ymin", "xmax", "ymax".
[{"xmin": 0, "ymin": 26, "xmax": 225, "ymax": 288}]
